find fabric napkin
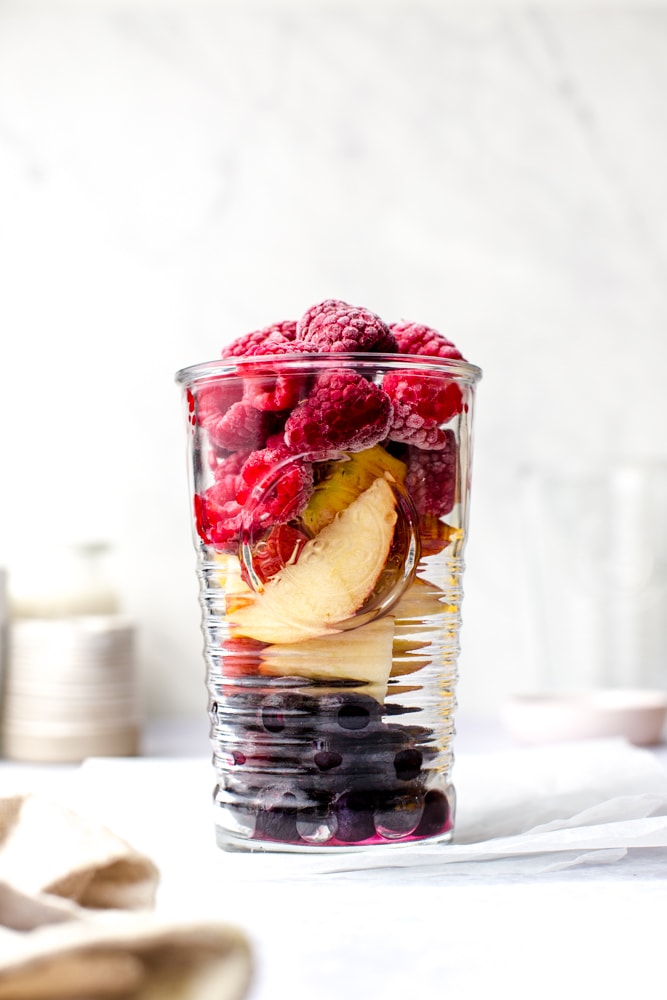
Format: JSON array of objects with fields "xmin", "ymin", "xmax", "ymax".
[{"xmin": 0, "ymin": 793, "xmax": 252, "ymax": 1000}]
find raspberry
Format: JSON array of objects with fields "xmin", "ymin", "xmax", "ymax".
[
  {"xmin": 211, "ymin": 449, "xmax": 249, "ymax": 496},
  {"xmin": 387, "ymin": 400, "xmax": 450, "ymax": 449},
  {"xmin": 222, "ymin": 321, "xmax": 297, "ymax": 358},
  {"xmin": 197, "ymin": 381, "xmax": 276, "ymax": 452},
  {"xmin": 283, "ymin": 370, "xmax": 393, "ymax": 459},
  {"xmin": 296, "ymin": 300, "xmax": 397, "ymax": 354},
  {"xmin": 295, "ymin": 299, "xmax": 344, "ymax": 337},
  {"xmin": 405, "ymin": 433, "xmax": 458, "ymax": 517},
  {"xmin": 243, "ymin": 334, "xmax": 309, "ymax": 359},
  {"xmin": 194, "ymin": 487, "xmax": 243, "ymax": 551},
  {"xmin": 237, "ymin": 443, "xmax": 314, "ymax": 530},
  {"xmin": 244, "ymin": 523, "xmax": 309, "ymax": 586},
  {"xmin": 196, "ymin": 381, "xmax": 244, "ymax": 426},
  {"xmin": 384, "ymin": 371, "xmax": 463, "ymax": 447},
  {"xmin": 242, "ymin": 336, "xmax": 313, "ymax": 412},
  {"xmin": 204, "ymin": 399, "xmax": 276, "ymax": 453},
  {"xmin": 195, "ymin": 444, "xmax": 312, "ymax": 551},
  {"xmin": 195, "ymin": 452, "xmax": 247, "ymax": 551},
  {"xmin": 390, "ymin": 321, "xmax": 464, "ymax": 361},
  {"xmin": 195, "ymin": 452, "xmax": 249, "ymax": 549}
]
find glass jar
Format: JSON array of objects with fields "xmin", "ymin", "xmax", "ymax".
[{"xmin": 177, "ymin": 351, "xmax": 481, "ymax": 852}]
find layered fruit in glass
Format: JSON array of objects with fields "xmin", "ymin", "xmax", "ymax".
[{"xmin": 177, "ymin": 300, "xmax": 481, "ymax": 851}]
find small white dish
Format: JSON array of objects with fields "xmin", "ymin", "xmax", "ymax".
[{"xmin": 502, "ymin": 689, "xmax": 667, "ymax": 747}]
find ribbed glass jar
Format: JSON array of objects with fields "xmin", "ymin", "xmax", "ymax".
[{"xmin": 176, "ymin": 352, "xmax": 481, "ymax": 852}]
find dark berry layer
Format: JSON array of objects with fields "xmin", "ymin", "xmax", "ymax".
[{"xmin": 211, "ymin": 688, "xmax": 453, "ymax": 848}]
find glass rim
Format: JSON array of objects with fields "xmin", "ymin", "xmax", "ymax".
[{"xmin": 175, "ymin": 351, "xmax": 483, "ymax": 387}]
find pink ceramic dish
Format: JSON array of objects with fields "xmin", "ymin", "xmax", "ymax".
[{"xmin": 502, "ymin": 689, "xmax": 667, "ymax": 747}]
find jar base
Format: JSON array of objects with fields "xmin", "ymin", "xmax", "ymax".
[{"xmin": 212, "ymin": 786, "xmax": 455, "ymax": 853}]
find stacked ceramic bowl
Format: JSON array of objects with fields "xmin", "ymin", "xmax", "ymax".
[{"xmin": 2, "ymin": 616, "xmax": 140, "ymax": 763}]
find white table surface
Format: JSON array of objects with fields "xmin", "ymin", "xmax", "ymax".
[{"xmin": 2, "ymin": 716, "xmax": 667, "ymax": 1000}]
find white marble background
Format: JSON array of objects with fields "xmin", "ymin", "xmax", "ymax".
[{"xmin": 1, "ymin": 0, "xmax": 666, "ymax": 718}]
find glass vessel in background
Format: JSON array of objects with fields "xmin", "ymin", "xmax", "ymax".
[
  {"xmin": 521, "ymin": 462, "xmax": 667, "ymax": 695},
  {"xmin": 177, "ymin": 352, "xmax": 481, "ymax": 852}
]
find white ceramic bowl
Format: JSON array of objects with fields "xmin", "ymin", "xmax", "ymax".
[{"xmin": 502, "ymin": 689, "xmax": 667, "ymax": 747}]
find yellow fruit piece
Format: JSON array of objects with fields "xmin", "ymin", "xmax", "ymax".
[
  {"xmin": 230, "ymin": 476, "xmax": 398, "ymax": 644},
  {"xmin": 391, "ymin": 576, "xmax": 444, "ymax": 621},
  {"xmin": 214, "ymin": 553, "xmax": 250, "ymax": 595},
  {"xmin": 390, "ymin": 638, "xmax": 431, "ymax": 677},
  {"xmin": 302, "ymin": 445, "xmax": 407, "ymax": 535},
  {"xmin": 388, "ymin": 577, "xmax": 447, "ymax": 677},
  {"xmin": 259, "ymin": 617, "xmax": 395, "ymax": 702}
]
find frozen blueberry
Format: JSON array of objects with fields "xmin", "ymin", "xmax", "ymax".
[
  {"xmin": 316, "ymin": 693, "xmax": 381, "ymax": 732},
  {"xmin": 412, "ymin": 790, "xmax": 450, "ymax": 839},
  {"xmin": 255, "ymin": 790, "xmax": 300, "ymax": 843},
  {"xmin": 374, "ymin": 792, "xmax": 424, "ymax": 840},
  {"xmin": 334, "ymin": 790, "xmax": 376, "ymax": 843},
  {"xmin": 259, "ymin": 693, "xmax": 318, "ymax": 736},
  {"xmin": 337, "ymin": 702, "xmax": 372, "ymax": 731},
  {"xmin": 296, "ymin": 804, "xmax": 338, "ymax": 845},
  {"xmin": 314, "ymin": 750, "xmax": 343, "ymax": 772},
  {"xmin": 393, "ymin": 748, "xmax": 423, "ymax": 781},
  {"xmin": 261, "ymin": 703, "xmax": 286, "ymax": 733}
]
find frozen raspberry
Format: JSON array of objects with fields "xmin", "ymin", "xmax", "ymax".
[
  {"xmin": 243, "ymin": 334, "xmax": 310, "ymax": 359},
  {"xmin": 197, "ymin": 381, "xmax": 276, "ymax": 452},
  {"xmin": 195, "ymin": 443, "xmax": 312, "ymax": 550},
  {"xmin": 245, "ymin": 523, "xmax": 309, "ymax": 585},
  {"xmin": 384, "ymin": 370, "xmax": 463, "ymax": 447},
  {"xmin": 405, "ymin": 433, "xmax": 458, "ymax": 517},
  {"xmin": 283, "ymin": 370, "xmax": 393, "ymax": 459},
  {"xmin": 211, "ymin": 450, "xmax": 249, "ymax": 496},
  {"xmin": 296, "ymin": 300, "xmax": 397, "ymax": 354},
  {"xmin": 222, "ymin": 321, "xmax": 297, "ymax": 358},
  {"xmin": 196, "ymin": 381, "xmax": 244, "ymax": 427},
  {"xmin": 237, "ymin": 443, "xmax": 314, "ymax": 530},
  {"xmin": 194, "ymin": 451, "xmax": 249, "ymax": 549},
  {"xmin": 204, "ymin": 399, "xmax": 276, "ymax": 453},
  {"xmin": 242, "ymin": 336, "xmax": 313, "ymax": 412},
  {"xmin": 295, "ymin": 299, "xmax": 344, "ymax": 337},
  {"xmin": 194, "ymin": 487, "xmax": 243, "ymax": 551},
  {"xmin": 390, "ymin": 321, "xmax": 464, "ymax": 361},
  {"xmin": 387, "ymin": 401, "xmax": 449, "ymax": 449}
]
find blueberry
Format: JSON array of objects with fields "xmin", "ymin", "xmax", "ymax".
[
  {"xmin": 261, "ymin": 704, "xmax": 285, "ymax": 733},
  {"xmin": 337, "ymin": 703, "xmax": 371, "ymax": 731},
  {"xmin": 296, "ymin": 804, "xmax": 337, "ymax": 845},
  {"xmin": 255, "ymin": 790, "xmax": 300, "ymax": 843},
  {"xmin": 393, "ymin": 748, "xmax": 423, "ymax": 781},
  {"xmin": 335, "ymin": 790, "xmax": 376, "ymax": 843},
  {"xmin": 317, "ymin": 693, "xmax": 381, "ymax": 731},
  {"xmin": 314, "ymin": 750, "xmax": 343, "ymax": 772},
  {"xmin": 412, "ymin": 789, "xmax": 450, "ymax": 839},
  {"xmin": 374, "ymin": 792, "xmax": 424, "ymax": 840},
  {"xmin": 259, "ymin": 693, "xmax": 319, "ymax": 736}
]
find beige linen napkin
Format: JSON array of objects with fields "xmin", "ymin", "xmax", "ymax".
[{"xmin": 0, "ymin": 793, "xmax": 252, "ymax": 1000}]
